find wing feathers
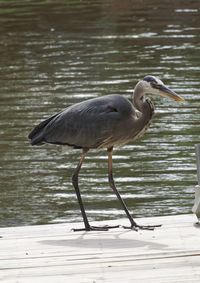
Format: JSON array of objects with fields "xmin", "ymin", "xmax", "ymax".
[{"xmin": 28, "ymin": 95, "xmax": 135, "ymax": 148}]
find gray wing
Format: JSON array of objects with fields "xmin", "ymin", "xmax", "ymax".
[{"xmin": 28, "ymin": 94, "xmax": 136, "ymax": 149}]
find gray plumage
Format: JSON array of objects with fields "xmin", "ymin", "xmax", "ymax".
[
  {"xmin": 29, "ymin": 94, "xmax": 153, "ymax": 149},
  {"xmin": 28, "ymin": 75, "xmax": 184, "ymax": 231}
]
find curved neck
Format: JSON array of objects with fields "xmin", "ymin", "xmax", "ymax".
[{"xmin": 132, "ymin": 81, "xmax": 154, "ymax": 122}]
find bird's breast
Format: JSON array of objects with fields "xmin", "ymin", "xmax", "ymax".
[{"xmin": 132, "ymin": 115, "xmax": 153, "ymax": 141}]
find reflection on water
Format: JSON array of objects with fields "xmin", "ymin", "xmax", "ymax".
[{"xmin": 0, "ymin": 0, "xmax": 199, "ymax": 227}]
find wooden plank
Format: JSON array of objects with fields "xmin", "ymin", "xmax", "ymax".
[{"xmin": 0, "ymin": 214, "xmax": 200, "ymax": 283}]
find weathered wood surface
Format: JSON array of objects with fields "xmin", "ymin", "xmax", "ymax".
[{"xmin": 0, "ymin": 214, "xmax": 200, "ymax": 283}]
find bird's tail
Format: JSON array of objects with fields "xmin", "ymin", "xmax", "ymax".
[{"xmin": 28, "ymin": 112, "xmax": 59, "ymax": 146}]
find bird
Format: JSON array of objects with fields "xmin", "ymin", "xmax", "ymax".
[{"xmin": 28, "ymin": 75, "xmax": 184, "ymax": 231}]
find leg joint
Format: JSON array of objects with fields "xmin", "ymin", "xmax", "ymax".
[{"xmin": 72, "ymin": 173, "xmax": 78, "ymax": 185}]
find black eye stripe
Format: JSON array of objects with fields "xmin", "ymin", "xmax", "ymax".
[
  {"xmin": 151, "ymin": 82, "xmax": 161, "ymax": 89},
  {"xmin": 143, "ymin": 76, "xmax": 163, "ymax": 89},
  {"xmin": 143, "ymin": 75, "xmax": 157, "ymax": 83}
]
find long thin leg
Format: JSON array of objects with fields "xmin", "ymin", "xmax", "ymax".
[
  {"xmin": 107, "ymin": 147, "xmax": 137, "ymax": 228},
  {"xmin": 72, "ymin": 148, "xmax": 90, "ymax": 231},
  {"xmin": 107, "ymin": 147, "xmax": 161, "ymax": 231},
  {"xmin": 72, "ymin": 148, "xmax": 119, "ymax": 232}
]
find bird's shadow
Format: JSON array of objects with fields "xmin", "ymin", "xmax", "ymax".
[{"xmin": 39, "ymin": 230, "xmax": 168, "ymax": 251}]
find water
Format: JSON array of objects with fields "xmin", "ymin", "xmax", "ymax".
[{"xmin": 0, "ymin": 0, "xmax": 199, "ymax": 227}]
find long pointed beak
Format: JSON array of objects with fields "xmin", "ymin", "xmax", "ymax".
[{"xmin": 159, "ymin": 85, "xmax": 184, "ymax": 102}]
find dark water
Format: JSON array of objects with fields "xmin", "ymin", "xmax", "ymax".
[{"xmin": 0, "ymin": 0, "xmax": 200, "ymax": 227}]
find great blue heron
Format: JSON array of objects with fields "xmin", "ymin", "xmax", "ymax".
[{"xmin": 28, "ymin": 75, "xmax": 184, "ymax": 231}]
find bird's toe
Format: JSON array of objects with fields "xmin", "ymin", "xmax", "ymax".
[
  {"xmin": 72, "ymin": 224, "xmax": 120, "ymax": 232},
  {"xmin": 122, "ymin": 224, "xmax": 162, "ymax": 231}
]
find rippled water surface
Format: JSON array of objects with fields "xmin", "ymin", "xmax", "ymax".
[{"xmin": 0, "ymin": 0, "xmax": 200, "ymax": 227}]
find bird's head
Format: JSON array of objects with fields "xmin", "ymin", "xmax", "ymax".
[{"xmin": 140, "ymin": 75, "xmax": 184, "ymax": 102}]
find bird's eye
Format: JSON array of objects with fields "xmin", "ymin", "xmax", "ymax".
[{"xmin": 151, "ymin": 82, "xmax": 161, "ymax": 89}]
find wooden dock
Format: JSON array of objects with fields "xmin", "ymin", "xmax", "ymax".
[{"xmin": 0, "ymin": 214, "xmax": 200, "ymax": 283}]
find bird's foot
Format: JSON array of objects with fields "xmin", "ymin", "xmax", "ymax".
[
  {"xmin": 72, "ymin": 224, "xmax": 120, "ymax": 232},
  {"xmin": 122, "ymin": 223, "xmax": 162, "ymax": 231}
]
